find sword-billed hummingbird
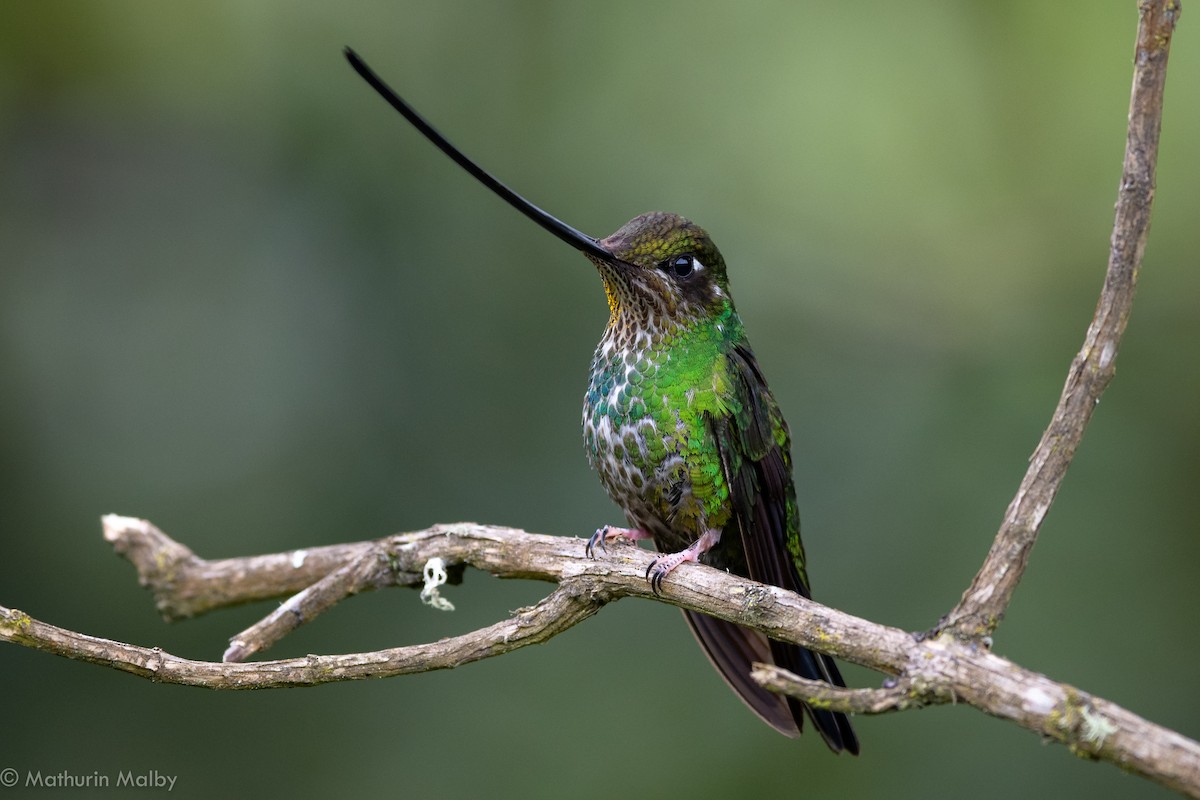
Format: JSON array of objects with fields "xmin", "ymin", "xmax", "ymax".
[{"xmin": 345, "ymin": 48, "xmax": 858, "ymax": 753}]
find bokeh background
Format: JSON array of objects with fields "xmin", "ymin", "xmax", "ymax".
[{"xmin": 2, "ymin": 2, "xmax": 1197, "ymax": 798}]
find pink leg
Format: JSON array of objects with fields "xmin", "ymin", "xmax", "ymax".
[
  {"xmin": 586, "ymin": 525, "xmax": 653, "ymax": 558},
  {"xmin": 646, "ymin": 529, "xmax": 722, "ymax": 594}
]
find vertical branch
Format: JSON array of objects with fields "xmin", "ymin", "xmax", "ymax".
[{"xmin": 943, "ymin": 0, "xmax": 1180, "ymax": 638}]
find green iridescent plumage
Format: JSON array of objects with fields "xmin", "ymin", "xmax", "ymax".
[{"xmin": 583, "ymin": 212, "xmax": 857, "ymax": 752}]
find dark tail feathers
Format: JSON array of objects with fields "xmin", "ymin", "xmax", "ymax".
[{"xmin": 685, "ymin": 610, "xmax": 859, "ymax": 754}]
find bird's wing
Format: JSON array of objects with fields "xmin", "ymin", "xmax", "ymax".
[
  {"xmin": 720, "ymin": 344, "xmax": 809, "ymax": 596},
  {"xmin": 691, "ymin": 343, "xmax": 859, "ymax": 753}
]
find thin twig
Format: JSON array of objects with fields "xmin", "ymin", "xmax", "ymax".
[
  {"xmin": 222, "ymin": 541, "xmax": 398, "ymax": 662},
  {"xmin": 751, "ymin": 666, "xmax": 920, "ymax": 714},
  {"xmin": 940, "ymin": 0, "xmax": 1179, "ymax": 639},
  {"xmin": 1, "ymin": 581, "xmax": 600, "ymax": 688}
]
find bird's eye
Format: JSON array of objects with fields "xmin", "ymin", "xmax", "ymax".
[{"xmin": 661, "ymin": 255, "xmax": 697, "ymax": 279}]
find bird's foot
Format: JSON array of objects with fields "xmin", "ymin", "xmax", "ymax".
[
  {"xmin": 586, "ymin": 525, "xmax": 652, "ymax": 558},
  {"xmin": 645, "ymin": 529, "xmax": 721, "ymax": 594}
]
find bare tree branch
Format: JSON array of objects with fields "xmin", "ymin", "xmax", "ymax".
[
  {"xmin": 3, "ymin": 517, "xmax": 1199, "ymax": 796},
  {"xmin": 941, "ymin": 0, "xmax": 1180, "ymax": 638},
  {"xmin": 105, "ymin": 516, "xmax": 914, "ymax": 670},
  {"xmin": 14, "ymin": 518, "xmax": 914, "ymax": 681}
]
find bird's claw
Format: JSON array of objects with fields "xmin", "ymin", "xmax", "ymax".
[
  {"xmin": 586, "ymin": 525, "xmax": 651, "ymax": 559},
  {"xmin": 641, "ymin": 530, "xmax": 719, "ymax": 595},
  {"xmin": 585, "ymin": 526, "xmax": 611, "ymax": 559},
  {"xmin": 646, "ymin": 557, "xmax": 668, "ymax": 595}
]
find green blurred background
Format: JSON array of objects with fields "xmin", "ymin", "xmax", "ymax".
[{"xmin": 2, "ymin": 2, "xmax": 1197, "ymax": 797}]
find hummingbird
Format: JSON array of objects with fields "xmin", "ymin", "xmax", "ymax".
[{"xmin": 346, "ymin": 48, "xmax": 858, "ymax": 753}]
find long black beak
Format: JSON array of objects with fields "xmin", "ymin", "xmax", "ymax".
[{"xmin": 345, "ymin": 47, "xmax": 616, "ymax": 265}]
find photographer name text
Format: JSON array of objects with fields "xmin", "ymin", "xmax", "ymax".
[{"xmin": 5, "ymin": 769, "xmax": 177, "ymax": 791}]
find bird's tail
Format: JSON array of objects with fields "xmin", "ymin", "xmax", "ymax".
[{"xmin": 684, "ymin": 610, "xmax": 859, "ymax": 754}]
